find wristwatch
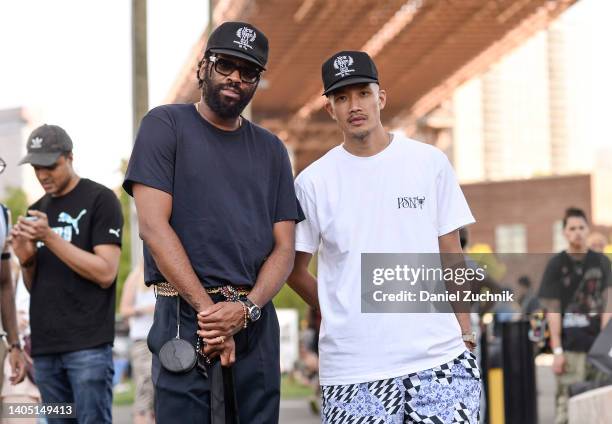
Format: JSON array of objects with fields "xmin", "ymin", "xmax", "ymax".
[
  {"xmin": 8, "ymin": 342, "xmax": 22, "ymax": 353},
  {"xmin": 462, "ymin": 332, "xmax": 477, "ymax": 345},
  {"xmin": 242, "ymin": 298, "xmax": 261, "ymax": 323}
]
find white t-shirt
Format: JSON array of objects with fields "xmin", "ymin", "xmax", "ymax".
[
  {"xmin": 129, "ymin": 288, "xmax": 156, "ymax": 340},
  {"xmin": 294, "ymin": 134, "xmax": 475, "ymax": 386}
]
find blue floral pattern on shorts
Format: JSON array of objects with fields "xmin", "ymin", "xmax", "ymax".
[{"xmin": 322, "ymin": 350, "xmax": 481, "ymax": 424}]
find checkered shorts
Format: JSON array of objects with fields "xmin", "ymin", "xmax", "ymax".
[{"xmin": 321, "ymin": 350, "xmax": 481, "ymax": 424}]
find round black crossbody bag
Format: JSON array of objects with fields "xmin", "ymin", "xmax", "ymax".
[{"xmin": 158, "ymin": 297, "xmax": 197, "ymax": 373}]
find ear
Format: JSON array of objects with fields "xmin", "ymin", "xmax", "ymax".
[
  {"xmin": 378, "ymin": 88, "xmax": 387, "ymax": 110},
  {"xmin": 198, "ymin": 58, "xmax": 212, "ymax": 83},
  {"xmin": 199, "ymin": 61, "xmax": 208, "ymax": 81},
  {"xmin": 324, "ymin": 99, "xmax": 337, "ymax": 121},
  {"xmin": 198, "ymin": 63, "xmax": 204, "ymax": 81}
]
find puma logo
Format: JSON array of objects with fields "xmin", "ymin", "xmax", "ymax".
[
  {"xmin": 57, "ymin": 209, "xmax": 87, "ymax": 235},
  {"xmin": 109, "ymin": 228, "xmax": 121, "ymax": 238}
]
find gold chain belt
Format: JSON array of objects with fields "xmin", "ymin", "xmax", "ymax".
[{"xmin": 155, "ymin": 281, "xmax": 250, "ymax": 298}]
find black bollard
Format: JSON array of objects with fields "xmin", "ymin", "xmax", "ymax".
[{"xmin": 501, "ymin": 321, "xmax": 537, "ymax": 424}]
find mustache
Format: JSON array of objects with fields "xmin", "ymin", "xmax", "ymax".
[
  {"xmin": 348, "ymin": 113, "xmax": 367, "ymax": 121},
  {"xmin": 219, "ymin": 82, "xmax": 244, "ymax": 96}
]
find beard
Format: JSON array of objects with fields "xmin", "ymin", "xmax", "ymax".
[{"xmin": 202, "ymin": 71, "xmax": 256, "ymax": 119}]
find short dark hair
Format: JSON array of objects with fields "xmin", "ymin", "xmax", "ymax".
[
  {"xmin": 196, "ymin": 55, "xmax": 209, "ymax": 89},
  {"xmin": 563, "ymin": 207, "xmax": 588, "ymax": 228},
  {"xmin": 459, "ymin": 227, "xmax": 469, "ymax": 249},
  {"xmin": 518, "ymin": 275, "xmax": 531, "ymax": 288}
]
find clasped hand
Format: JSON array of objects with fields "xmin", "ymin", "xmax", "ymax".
[{"xmin": 197, "ymin": 301, "xmax": 245, "ymax": 366}]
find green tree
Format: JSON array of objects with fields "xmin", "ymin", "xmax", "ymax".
[
  {"xmin": 1, "ymin": 186, "xmax": 28, "ymax": 221},
  {"xmin": 272, "ymin": 256, "xmax": 317, "ymax": 320},
  {"xmin": 273, "ymin": 284, "xmax": 308, "ymax": 319}
]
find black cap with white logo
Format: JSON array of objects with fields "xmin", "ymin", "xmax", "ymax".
[
  {"xmin": 205, "ymin": 21, "xmax": 269, "ymax": 70},
  {"xmin": 321, "ymin": 50, "xmax": 379, "ymax": 96},
  {"xmin": 19, "ymin": 124, "xmax": 73, "ymax": 167}
]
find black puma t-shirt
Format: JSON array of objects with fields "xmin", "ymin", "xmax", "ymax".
[
  {"xmin": 123, "ymin": 104, "xmax": 304, "ymax": 288},
  {"xmin": 29, "ymin": 178, "xmax": 123, "ymax": 356}
]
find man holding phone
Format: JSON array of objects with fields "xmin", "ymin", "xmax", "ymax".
[{"xmin": 11, "ymin": 125, "xmax": 123, "ymax": 424}]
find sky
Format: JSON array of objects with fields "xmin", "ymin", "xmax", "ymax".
[
  {"xmin": 0, "ymin": 0, "xmax": 207, "ymax": 191},
  {"xmin": 0, "ymin": 0, "xmax": 610, "ymax": 195}
]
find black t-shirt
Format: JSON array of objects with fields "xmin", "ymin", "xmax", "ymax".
[
  {"xmin": 123, "ymin": 104, "xmax": 303, "ymax": 287},
  {"xmin": 29, "ymin": 179, "xmax": 123, "ymax": 356},
  {"xmin": 539, "ymin": 250, "xmax": 612, "ymax": 352}
]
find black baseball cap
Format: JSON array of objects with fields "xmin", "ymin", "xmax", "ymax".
[
  {"xmin": 322, "ymin": 50, "xmax": 379, "ymax": 96},
  {"xmin": 205, "ymin": 21, "xmax": 269, "ymax": 70},
  {"xmin": 19, "ymin": 124, "xmax": 73, "ymax": 167}
]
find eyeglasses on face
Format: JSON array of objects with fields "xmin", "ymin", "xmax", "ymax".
[{"xmin": 209, "ymin": 55, "xmax": 262, "ymax": 84}]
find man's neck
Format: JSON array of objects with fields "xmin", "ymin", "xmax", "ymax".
[
  {"xmin": 196, "ymin": 100, "xmax": 241, "ymax": 131},
  {"xmin": 52, "ymin": 175, "xmax": 80, "ymax": 198},
  {"xmin": 566, "ymin": 245, "xmax": 588, "ymax": 257},
  {"xmin": 342, "ymin": 125, "xmax": 391, "ymax": 157}
]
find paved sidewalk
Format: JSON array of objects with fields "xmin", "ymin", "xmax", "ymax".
[
  {"xmin": 113, "ymin": 362, "xmax": 555, "ymax": 423},
  {"xmin": 279, "ymin": 399, "xmax": 320, "ymax": 423},
  {"xmin": 113, "ymin": 399, "xmax": 320, "ymax": 423}
]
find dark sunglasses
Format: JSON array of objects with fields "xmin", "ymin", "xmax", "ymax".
[{"xmin": 209, "ymin": 55, "xmax": 262, "ymax": 84}]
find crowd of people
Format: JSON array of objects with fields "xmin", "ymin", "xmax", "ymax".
[{"xmin": 0, "ymin": 19, "xmax": 610, "ymax": 424}]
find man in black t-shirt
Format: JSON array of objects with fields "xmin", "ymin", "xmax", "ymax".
[
  {"xmin": 11, "ymin": 125, "xmax": 123, "ymax": 424},
  {"xmin": 539, "ymin": 207, "xmax": 612, "ymax": 424},
  {"xmin": 124, "ymin": 22, "xmax": 302, "ymax": 423}
]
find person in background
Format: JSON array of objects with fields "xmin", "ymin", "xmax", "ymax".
[
  {"xmin": 11, "ymin": 125, "xmax": 123, "ymax": 424},
  {"xmin": 119, "ymin": 261, "xmax": 155, "ymax": 424},
  {"xmin": 0, "ymin": 156, "xmax": 27, "ymax": 398},
  {"xmin": 515, "ymin": 275, "xmax": 541, "ymax": 317},
  {"xmin": 539, "ymin": 207, "xmax": 612, "ymax": 424},
  {"xmin": 587, "ymin": 232, "xmax": 608, "ymax": 254},
  {"xmin": 1, "ymin": 257, "xmax": 41, "ymax": 424}
]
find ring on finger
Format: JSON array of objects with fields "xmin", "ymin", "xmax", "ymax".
[{"xmin": 218, "ymin": 335, "xmax": 225, "ymax": 344}]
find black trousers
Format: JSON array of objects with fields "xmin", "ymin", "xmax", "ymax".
[{"xmin": 147, "ymin": 295, "xmax": 281, "ymax": 424}]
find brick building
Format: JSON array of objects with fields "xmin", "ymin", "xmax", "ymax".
[{"xmin": 462, "ymin": 174, "xmax": 599, "ymax": 253}]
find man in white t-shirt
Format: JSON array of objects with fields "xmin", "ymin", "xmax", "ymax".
[{"xmin": 288, "ymin": 51, "xmax": 481, "ymax": 423}]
